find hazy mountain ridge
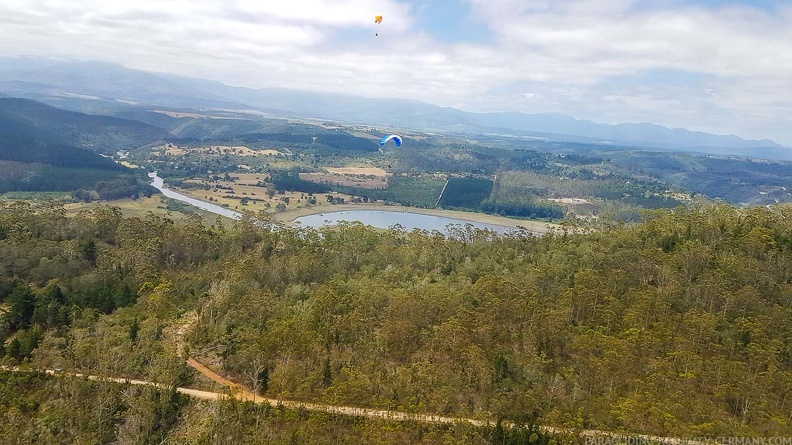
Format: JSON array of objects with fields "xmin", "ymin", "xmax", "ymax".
[
  {"xmin": 184, "ymin": 80, "xmax": 785, "ymax": 151},
  {"xmin": 0, "ymin": 102, "xmax": 144, "ymax": 196},
  {"xmin": 0, "ymin": 98, "xmax": 170, "ymax": 152},
  {"xmin": 0, "ymin": 60, "xmax": 240, "ymax": 109},
  {"xmin": 0, "ymin": 59, "xmax": 787, "ymax": 160},
  {"xmin": 0, "ymin": 100, "xmax": 137, "ymax": 170}
]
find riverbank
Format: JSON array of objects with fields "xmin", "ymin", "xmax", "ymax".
[{"xmin": 64, "ymin": 196, "xmax": 222, "ymax": 221}]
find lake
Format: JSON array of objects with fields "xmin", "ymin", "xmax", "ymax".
[
  {"xmin": 149, "ymin": 172, "xmax": 535, "ymax": 235},
  {"xmin": 294, "ymin": 210, "xmax": 521, "ymax": 234}
]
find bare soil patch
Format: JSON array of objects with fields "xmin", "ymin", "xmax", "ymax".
[{"xmin": 549, "ymin": 197, "xmax": 591, "ymax": 204}]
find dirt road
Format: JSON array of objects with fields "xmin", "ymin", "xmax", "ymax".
[
  {"xmin": 171, "ymin": 315, "xmax": 698, "ymax": 444},
  {"xmin": 2, "ymin": 362, "xmax": 698, "ymax": 444}
]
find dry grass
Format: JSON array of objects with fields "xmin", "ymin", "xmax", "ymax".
[
  {"xmin": 174, "ymin": 174, "xmax": 362, "ymax": 216},
  {"xmin": 326, "ymin": 167, "xmax": 388, "ymax": 177},
  {"xmin": 299, "ymin": 172, "xmax": 387, "ymax": 189},
  {"xmin": 549, "ymin": 198, "xmax": 591, "ymax": 204},
  {"xmin": 119, "ymin": 161, "xmax": 141, "ymax": 169},
  {"xmin": 150, "ymin": 110, "xmax": 245, "ymax": 120},
  {"xmin": 64, "ymin": 196, "xmax": 218, "ymax": 221},
  {"xmin": 256, "ymin": 149, "xmax": 285, "ymax": 156},
  {"xmin": 297, "ymin": 166, "xmax": 389, "ymax": 190},
  {"xmin": 154, "ymin": 144, "xmax": 288, "ymax": 157}
]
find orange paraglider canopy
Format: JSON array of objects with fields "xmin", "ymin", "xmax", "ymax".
[{"xmin": 374, "ymin": 15, "xmax": 383, "ymax": 24}]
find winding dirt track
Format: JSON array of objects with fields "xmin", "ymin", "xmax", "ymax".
[
  {"xmin": 1, "ymin": 364, "xmax": 699, "ymax": 445},
  {"xmin": 174, "ymin": 313, "xmax": 499, "ymax": 425},
  {"xmin": 172, "ymin": 314, "xmax": 699, "ymax": 444},
  {"xmin": 187, "ymin": 356, "xmax": 491, "ymax": 426}
]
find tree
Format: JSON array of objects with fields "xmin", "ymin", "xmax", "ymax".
[
  {"xmin": 129, "ymin": 318, "xmax": 140, "ymax": 344},
  {"xmin": 257, "ymin": 367, "xmax": 269, "ymax": 393},
  {"xmin": 81, "ymin": 239, "xmax": 97, "ymax": 264},
  {"xmin": 322, "ymin": 356, "xmax": 332, "ymax": 387},
  {"xmin": 7, "ymin": 338, "xmax": 22, "ymax": 362},
  {"xmin": 4, "ymin": 286, "xmax": 36, "ymax": 331},
  {"xmin": 240, "ymin": 355, "xmax": 269, "ymax": 406}
]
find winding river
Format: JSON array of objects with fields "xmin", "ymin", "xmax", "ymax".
[{"xmin": 148, "ymin": 172, "xmax": 242, "ymax": 220}]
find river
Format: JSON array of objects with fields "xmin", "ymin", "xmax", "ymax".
[
  {"xmin": 148, "ymin": 172, "xmax": 243, "ymax": 220},
  {"xmin": 149, "ymin": 172, "xmax": 529, "ymax": 234}
]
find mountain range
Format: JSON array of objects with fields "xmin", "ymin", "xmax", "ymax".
[{"xmin": 0, "ymin": 57, "xmax": 789, "ymax": 160}]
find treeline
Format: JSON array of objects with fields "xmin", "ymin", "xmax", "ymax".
[
  {"xmin": 0, "ymin": 371, "xmax": 187, "ymax": 444},
  {"xmin": 486, "ymin": 170, "xmax": 678, "ymax": 219},
  {"xmin": 279, "ymin": 173, "xmax": 446, "ymax": 208},
  {"xmin": 270, "ymin": 170, "xmax": 331, "ymax": 195},
  {"xmin": 334, "ymin": 176, "xmax": 446, "ymax": 207},
  {"xmin": 439, "ymin": 177, "xmax": 494, "ymax": 209},
  {"xmin": 483, "ymin": 174, "xmax": 565, "ymax": 218},
  {"xmin": 0, "ymin": 166, "xmax": 146, "ymax": 199},
  {"xmin": 73, "ymin": 175, "xmax": 155, "ymax": 202},
  {"xmin": 0, "ymin": 139, "xmax": 124, "ymax": 170},
  {"xmin": 0, "ymin": 116, "xmax": 150, "ymax": 198},
  {"xmin": 3, "ymin": 201, "xmax": 792, "ymax": 440},
  {"xmin": 480, "ymin": 200, "xmax": 565, "ymax": 219}
]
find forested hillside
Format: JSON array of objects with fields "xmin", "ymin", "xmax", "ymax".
[
  {"xmin": 0, "ymin": 103, "xmax": 152, "ymax": 198},
  {"xmin": 0, "ymin": 202, "xmax": 790, "ymax": 442},
  {"xmin": 0, "ymin": 98, "xmax": 170, "ymax": 152}
]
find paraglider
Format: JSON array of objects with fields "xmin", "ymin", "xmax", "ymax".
[
  {"xmin": 375, "ymin": 15, "xmax": 382, "ymax": 36},
  {"xmin": 380, "ymin": 134, "xmax": 402, "ymax": 147}
]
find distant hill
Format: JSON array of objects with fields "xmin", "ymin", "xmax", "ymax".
[
  {"xmin": 0, "ymin": 59, "xmax": 789, "ymax": 160},
  {"xmin": 0, "ymin": 98, "xmax": 170, "ymax": 153},
  {"xmin": 0, "ymin": 100, "xmax": 148, "ymax": 198},
  {"xmin": 183, "ymin": 82, "xmax": 790, "ymax": 158},
  {"xmin": 0, "ymin": 59, "xmax": 241, "ymax": 109}
]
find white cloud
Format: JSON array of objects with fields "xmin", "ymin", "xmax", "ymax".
[{"xmin": 0, "ymin": 0, "xmax": 790, "ymax": 144}]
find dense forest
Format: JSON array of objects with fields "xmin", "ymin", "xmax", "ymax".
[
  {"xmin": 0, "ymin": 201, "xmax": 791, "ymax": 443},
  {"xmin": 0, "ymin": 102, "xmax": 153, "ymax": 199},
  {"xmin": 0, "ymin": 98, "xmax": 169, "ymax": 153}
]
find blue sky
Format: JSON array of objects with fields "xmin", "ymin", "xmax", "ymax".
[
  {"xmin": 410, "ymin": 0, "xmax": 492, "ymax": 43},
  {"xmin": 0, "ymin": 0, "xmax": 790, "ymax": 145}
]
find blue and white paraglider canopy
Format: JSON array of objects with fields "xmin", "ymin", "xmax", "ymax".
[{"xmin": 380, "ymin": 134, "xmax": 403, "ymax": 147}]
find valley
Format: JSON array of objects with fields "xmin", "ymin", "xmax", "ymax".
[{"xmin": 0, "ymin": 61, "xmax": 791, "ymax": 445}]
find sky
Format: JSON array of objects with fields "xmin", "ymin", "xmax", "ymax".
[{"xmin": 0, "ymin": 0, "xmax": 791, "ymax": 145}]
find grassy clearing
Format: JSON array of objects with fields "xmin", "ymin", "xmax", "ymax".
[
  {"xmin": 299, "ymin": 172, "xmax": 388, "ymax": 189},
  {"xmin": 153, "ymin": 143, "xmax": 289, "ymax": 157},
  {"xmin": 174, "ymin": 174, "xmax": 365, "ymax": 217},
  {"xmin": 326, "ymin": 167, "xmax": 388, "ymax": 177},
  {"xmin": 64, "ymin": 196, "xmax": 220, "ymax": 221}
]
